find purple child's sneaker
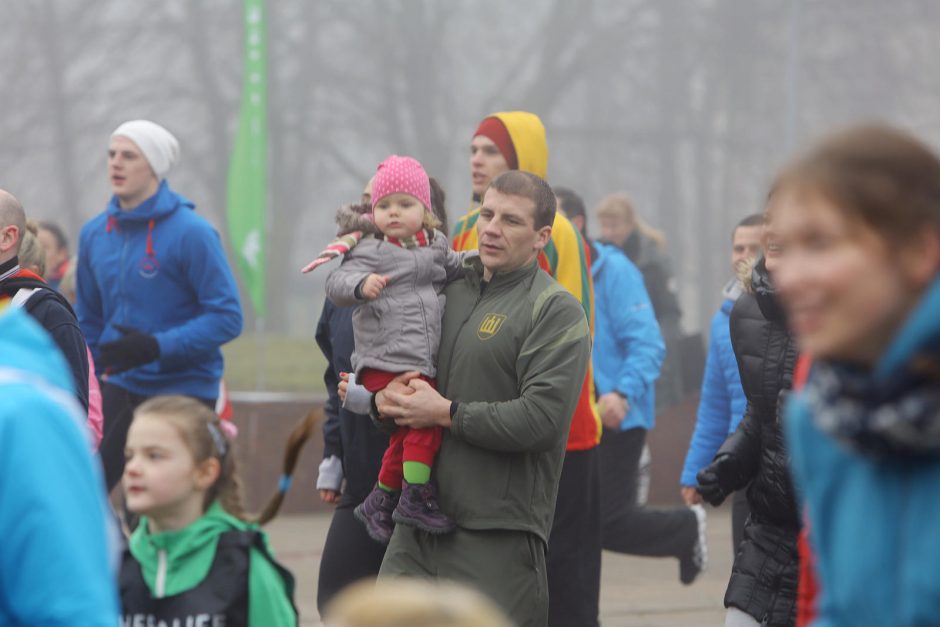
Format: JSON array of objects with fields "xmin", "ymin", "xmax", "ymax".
[
  {"xmin": 354, "ymin": 485, "xmax": 400, "ymax": 545},
  {"xmin": 392, "ymin": 480, "xmax": 456, "ymax": 535}
]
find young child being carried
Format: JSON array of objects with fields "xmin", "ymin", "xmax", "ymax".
[{"xmin": 323, "ymin": 155, "xmax": 467, "ymax": 544}]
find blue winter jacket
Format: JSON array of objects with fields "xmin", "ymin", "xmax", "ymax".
[
  {"xmin": 76, "ymin": 181, "xmax": 243, "ymax": 399},
  {"xmin": 786, "ymin": 277, "xmax": 940, "ymax": 627},
  {"xmin": 680, "ymin": 293, "xmax": 748, "ymax": 486},
  {"xmin": 590, "ymin": 241, "xmax": 665, "ymax": 431},
  {"xmin": 0, "ymin": 307, "xmax": 119, "ymax": 626}
]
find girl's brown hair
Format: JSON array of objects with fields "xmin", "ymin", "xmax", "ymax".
[
  {"xmin": 134, "ymin": 395, "xmax": 247, "ymax": 520},
  {"xmin": 134, "ymin": 395, "xmax": 321, "ymax": 526},
  {"xmin": 429, "ymin": 176, "xmax": 449, "ymax": 234},
  {"xmin": 774, "ymin": 123, "xmax": 940, "ymax": 248},
  {"xmin": 254, "ymin": 408, "xmax": 320, "ymax": 525}
]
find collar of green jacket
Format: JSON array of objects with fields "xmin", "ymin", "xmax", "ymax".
[
  {"xmin": 488, "ymin": 111, "xmax": 548, "ymax": 179},
  {"xmin": 129, "ymin": 500, "xmax": 254, "ymax": 597},
  {"xmin": 463, "ymin": 256, "xmax": 539, "ymax": 290}
]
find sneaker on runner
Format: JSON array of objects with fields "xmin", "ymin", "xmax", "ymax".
[{"xmin": 679, "ymin": 504, "xmax": 708, "ymax": 585}]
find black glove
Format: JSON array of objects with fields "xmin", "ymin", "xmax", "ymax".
[
  {"xmin": 98, "ymin": 325, "xmax": 160, "ymax": 374},
  {"xmin": 695, "ymin": 453, "xmax": 739, "ymax": 506}
]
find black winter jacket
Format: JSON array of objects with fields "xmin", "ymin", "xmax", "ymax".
[
  {"xmin": 620, "ymin": 230, "xmax": 682, "ymax": 334},
  {"xmin": 619, "ymin": 230, "xmax": 685, "ymax": 408},
  {"xmin": 1, "ymin": 270, "xmax": 89, "ymax": 413},
  {"xmin": 720, "ymin": 259, "xmax": 799, "ymax": 626},
  {"xmin": 315, "ymin": 300, "xmax": 389, "ymax": 507}
]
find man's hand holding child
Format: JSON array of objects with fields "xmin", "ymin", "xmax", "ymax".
[{"xmin": 379, "ymin": 376, "xmax": 453, "ymax": 430}]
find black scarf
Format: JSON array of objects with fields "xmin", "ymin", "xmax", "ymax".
[{"xmin": 804, "ymin": 356, "xmax": 940, "ymax": 459}]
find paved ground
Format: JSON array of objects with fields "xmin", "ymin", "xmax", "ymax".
[{"xmin": 266, "ymin": 503, "xmax": 733, "ymax": 626}]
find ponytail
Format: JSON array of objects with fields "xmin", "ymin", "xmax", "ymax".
[
  {"xmin": 255, "ymin": 408, "xmax": 321, "ymax": 525},
  {"xmin": 635, "ymin": 217, "xmax": 668, "ymax": 251}
]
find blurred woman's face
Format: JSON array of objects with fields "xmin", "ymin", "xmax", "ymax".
[
  {"xmin": 596, "ymin": 212, "xmax": 633, "ymax": 249},
  {"xmin": 771, "ymin": 188, "xmax": 923, "ymax": 366}
]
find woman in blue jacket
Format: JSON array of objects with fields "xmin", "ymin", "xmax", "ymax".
[
  {"xmin": 774, "ymin": 123, "xmax": 940, "ymax": 626},
  {"xmin": 76, "ymin": 120, "xmax": 243, "ymax": 492}
]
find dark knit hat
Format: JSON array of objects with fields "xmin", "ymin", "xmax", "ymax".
[{"xmin": 474, "ymin": 117, "xmax": 518, "ymax": 170}]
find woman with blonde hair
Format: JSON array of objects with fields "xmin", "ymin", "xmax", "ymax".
[
  {"xmin": 16, "ymin": 221, "xmax": 47, "ymax": 277},
  {"xmin": 594, "ymin": 192, "xmax": 685, "ymax": 409}
]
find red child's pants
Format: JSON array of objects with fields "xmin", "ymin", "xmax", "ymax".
[{"xmin": 359, "ymin": 368, "xmax": 442, "ymax": 490}]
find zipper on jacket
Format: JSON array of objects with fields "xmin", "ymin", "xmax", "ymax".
[
  {"xmin": 893, "ymin": 473, "xmax": 909, "ymax": 625},
  {"xmin": 119, "ymin": 228, "xmax": 128, "ymax": 325},
  {"xmin": 414, "ymin": 248, "xmax": 432, "ymax": 366},
  {"xmin": 155, "ymin": 549, "xmax": 167, "ymax": 598},
  {"xmin": 439, "ymin": 287, "xmax": 485, "ymax": 386}
]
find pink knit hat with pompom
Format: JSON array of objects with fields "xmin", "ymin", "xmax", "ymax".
[{"xmin": 370, "ymin": 155, "xmax": 431, "ymax": 211}]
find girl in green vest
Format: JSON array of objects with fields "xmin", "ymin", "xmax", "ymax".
[{"xmin": 120, "ymin": 395, "xmax": 297, "ymax": 627}]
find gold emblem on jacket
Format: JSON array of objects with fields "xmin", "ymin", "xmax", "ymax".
[{"xmin": 477, "ymin": 313, "xmax": 507, "ymax": 340}]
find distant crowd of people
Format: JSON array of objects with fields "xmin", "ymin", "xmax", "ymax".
[{"xmin": 2, "ymin": 110, "xmax": 939, "ymax": 627}]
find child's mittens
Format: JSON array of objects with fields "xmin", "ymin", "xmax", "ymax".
[{"xmin": 301, "ymin": 231, "xmax": 364, "ymax": 273}]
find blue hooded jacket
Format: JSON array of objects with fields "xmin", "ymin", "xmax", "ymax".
[
  {"xmin": 786, "ymin": 277, "xmax": 940, "ymax": 626},
  {"xmin": 0, "ymin": 307, "xmax": 119, "ymax": 625},
  {"xmin": 680, "ymin": 287, "xmax": 749, "ymax": 486},
  {"xmin": 590, "ymin": 241, "xmax": 665, "ymax": 431},
  {"xmin": 76, "ymin": 181, "xmax": 243, "ymax": 399}
]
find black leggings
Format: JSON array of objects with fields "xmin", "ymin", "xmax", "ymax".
[
  {"xmin": 547, "ymin": 447, "xmax": 601, "ymax": 627},
  {"xmin": 317, "ymin": 505, "xmax": 387, "ymax": 617},
  {"xmin": 599, "ymin": 427, "xmax": 696, "ymax": 557},
  {"xmin": 100, "ymin": 384, "xmax": 214, "ymax": 492}
]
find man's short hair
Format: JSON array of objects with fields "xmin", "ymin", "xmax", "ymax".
[
  {"xmin": 554, "ymin": 187, "xmax": 585, "ymax": 221},
  {"xmin": 732, "ymin": 213, "xmax": 764, "ymax": 240},
  {"xmin": 38, "ymin": 221, "xmax": 69, "ymax": 253},
  {"xmin": 488, "ymin": 171, "xmax": 556, "ymax": 230}
]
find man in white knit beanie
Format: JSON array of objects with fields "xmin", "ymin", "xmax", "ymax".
[
  {"xmin": 111, "ymin": 120, "xmax": 180, "ymax": 181},
  {"xmin": 76, "ymin": 119, "xmax": 243, "ymax": 494}
]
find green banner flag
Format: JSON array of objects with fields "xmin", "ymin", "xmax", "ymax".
[{"xmin": 226, "ymin": 0, "xmax": 268, "ymax": 317}]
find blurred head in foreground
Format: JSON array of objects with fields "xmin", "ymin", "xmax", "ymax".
[
  {"xmin": 323, "ymin": 579, "xmax": 514, "ymax": 627},
  {"xmin": 769, "ymin": 122, "xmax": 940, "ymax": 365}
]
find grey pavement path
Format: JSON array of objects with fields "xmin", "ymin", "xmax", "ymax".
[{"xmin": 265, "ymin": 504, "xmax": 733, "ymax": 626}]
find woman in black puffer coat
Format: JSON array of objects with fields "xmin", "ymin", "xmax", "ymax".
[{"xmin": 696, "ymin": 256, "xmax": 800, "ymax": 627}]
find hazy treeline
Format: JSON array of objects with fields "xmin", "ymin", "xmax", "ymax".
[{"xmin": 3, "ymin": 0, "xmax": 939, "ymax": 348}]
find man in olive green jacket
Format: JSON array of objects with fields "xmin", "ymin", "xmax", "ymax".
[{"xmin": 375, "ymin": 171, "xmax": 591, "ymax": 627}]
